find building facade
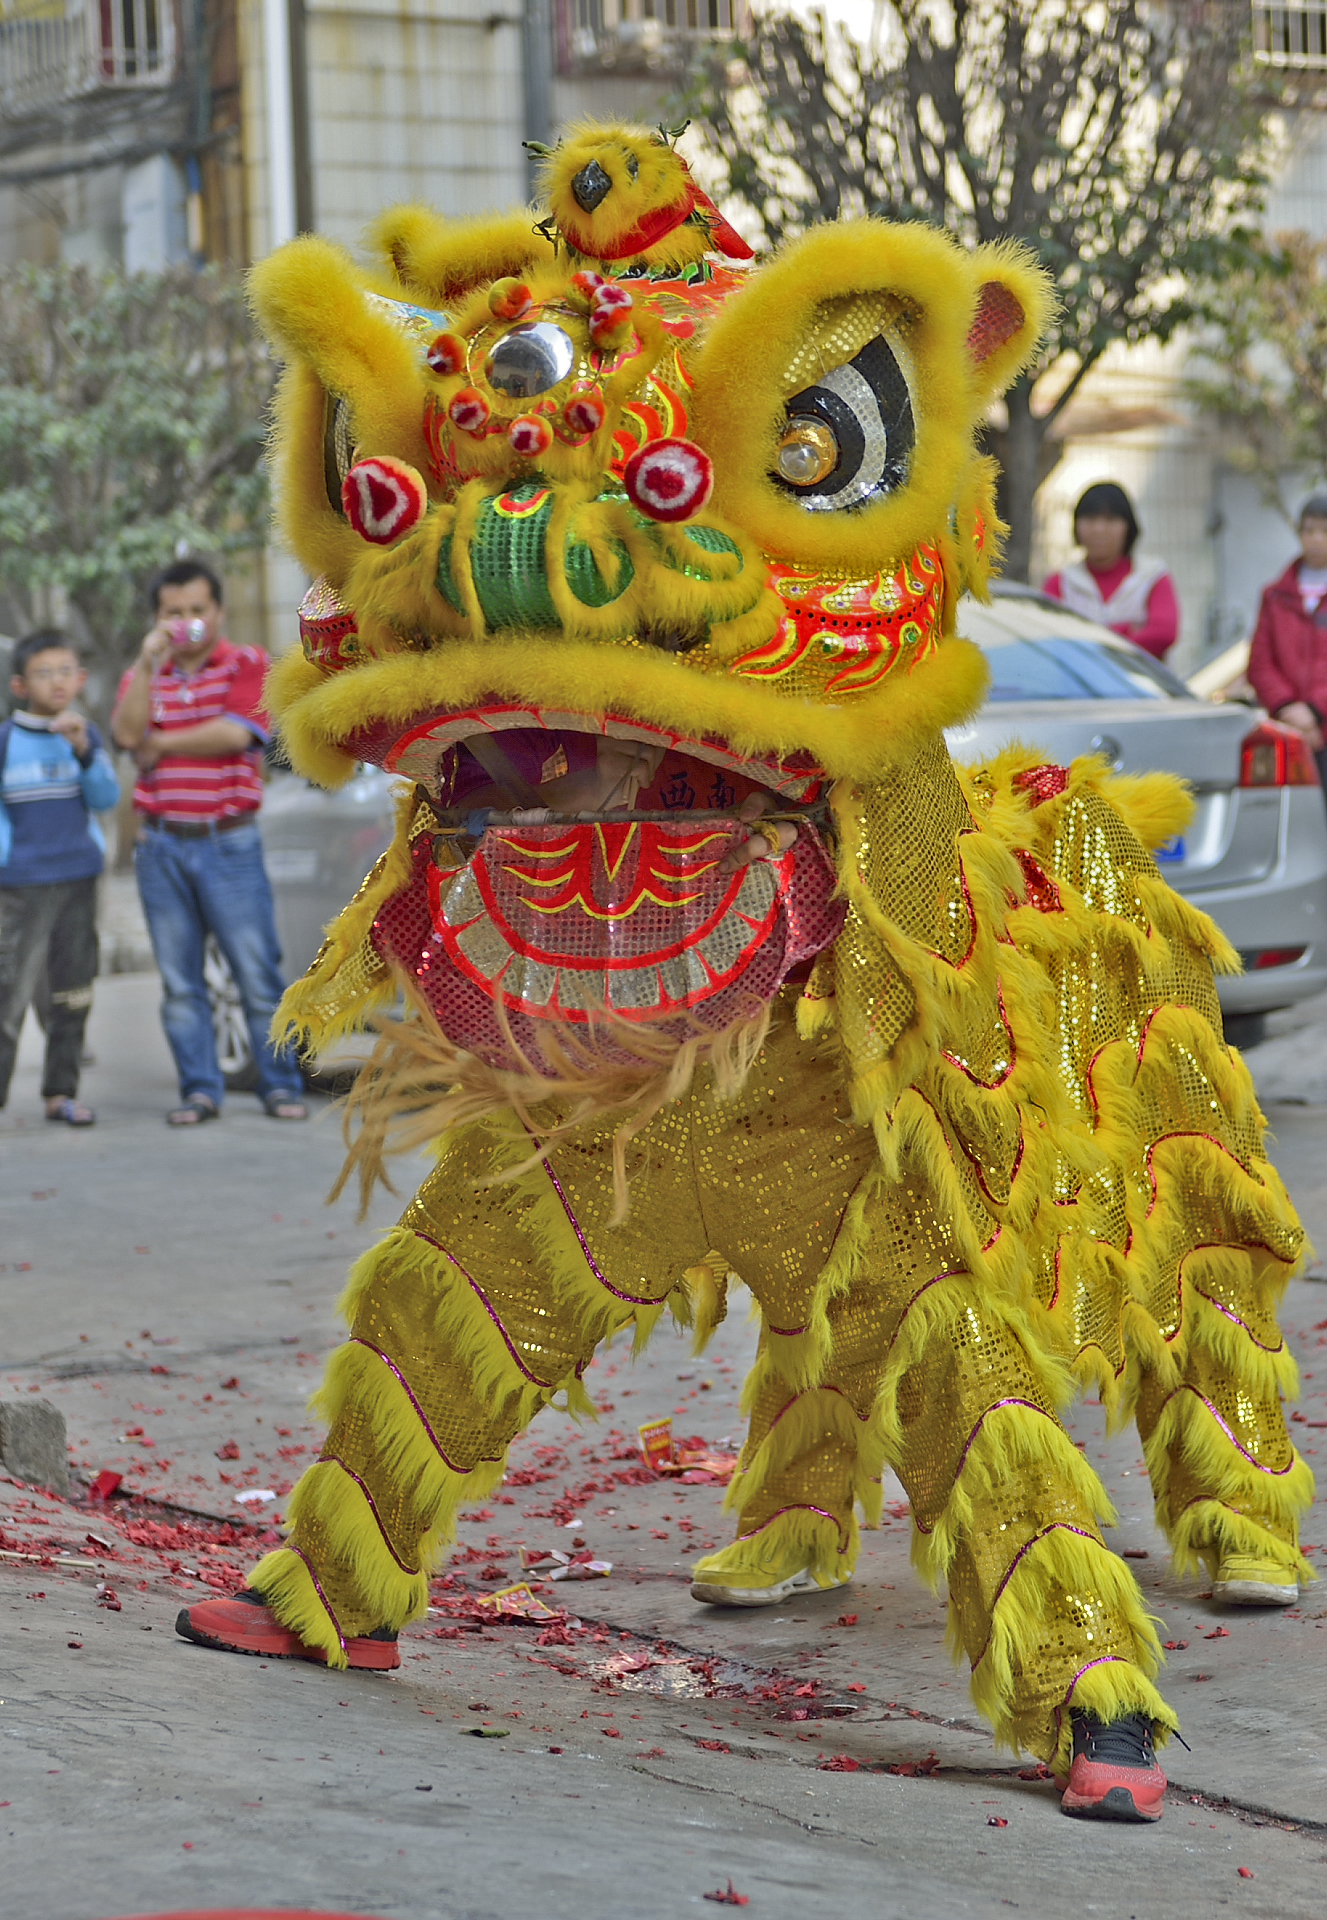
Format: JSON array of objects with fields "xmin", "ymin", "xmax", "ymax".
[
  {"xmin": 1033, "ymin": 6, "xmax": 1327, "ymax": 672},
  {"xmin": 0, "ymin": 0, "xmax": 744, "ymax": 648}
]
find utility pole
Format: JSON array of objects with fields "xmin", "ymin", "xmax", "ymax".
[
  {"xmin": 522, "ymin": 0, "xmax": 553, "ymax": 201},
  {"xmin": 262, "ymin": 0, "xmax": 297, "ymax": 247}
]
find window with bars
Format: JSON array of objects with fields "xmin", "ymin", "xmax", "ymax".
[
  {"xmin": 557, "ymin": 0, "xmax": 746, "ymax": 73},
  {"xmin": 1253, "ymin": 1, "xmax": 1327, "ymax": 66},
  {"xmin": 0, "ymin": 0, "xmax": 175, "ymax": 115}
]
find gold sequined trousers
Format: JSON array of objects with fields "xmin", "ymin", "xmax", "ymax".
[{"xmin": 251, "ymin": 1008, "xmax": 1168, "ymax": 1760}]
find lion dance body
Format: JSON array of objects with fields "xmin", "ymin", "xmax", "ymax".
[{"xmin": 190, "ymin": 125, "xmax": 1313, "ymax": 1788}]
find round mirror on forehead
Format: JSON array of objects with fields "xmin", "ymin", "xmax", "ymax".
[{"xmin": 485, "ymin": 322, "xmax": 577, "ymax": 399}]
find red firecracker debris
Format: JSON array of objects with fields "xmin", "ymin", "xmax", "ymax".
[
  {"xmin": 819, "ymin": 1754, "xmax": 861, "ymax": 1772},
  {"xmin": 703, "ymin": 1881, "xmax": 749, "ymax": 1907},
  {"xmin": 837, "ymin": 1613, "xmax": 858, "ymax": 1627},
  {"xmin": 1204, "ymin": 1626, "xmax": 1231, "ymax": 1640},
  {"xmin": 88, "ymin": 1471, "xmax": 122, "ymax": 1502},
  {"xmin": 1163, "ymin": 1640, "xmax": 1189, "ymax": 1651},
  {"xmin": 1237, "ymin": 1867, "xmax": 1254, "ymax": 1879},
  {"xmin": 987, "ymin": 1815, "xmax": 1009, "ymax": 1827},
  {"xmin": 215, "ymin": 1440, "xmax": 241, "ymax": 1461},
  {"xmin": 696, "ymin": 1739, "xmax": 730, "ymax": 1753},
  {"xmin": 886, "ymin": 1751, "xmax": 941, "ymax": 1777}
]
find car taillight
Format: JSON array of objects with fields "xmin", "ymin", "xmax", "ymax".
[
  {"xmin": 1239, "ymin": 720, "xmax": 1321, "ymax": 787},
  {"xmin": 1250, "ymin": 946, "xmax": 1308, "ymax": 970}
]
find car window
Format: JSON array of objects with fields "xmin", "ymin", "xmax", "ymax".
[{"xmin": 977, "ymin": 634, "xmax": 1189, "ymax": 703}]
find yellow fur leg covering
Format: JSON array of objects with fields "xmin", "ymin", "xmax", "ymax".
[
  {"xmin": 256, "ymin": 1199, "xmax": 608, "ymax": 1660},
  {"xmin": 1138, "ymin": 1369, "xmax": 1316, "ymax": 1586},
  {"xmin": 967, "ymin": 1522, "xmax": 1176, "ymax": 1771},
  {"xmin": 692, "ymin": 1503, "xmax": 856, "ymax": 1592}
]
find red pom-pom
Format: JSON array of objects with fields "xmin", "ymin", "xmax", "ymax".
[
  {"xmin": 341, "ymin": 457, "xmax": 428, "ymax": 545},
  {"xmin": 563, "ymin": 392, "xmax": 606, "ymax": 437},
  {"xmin": 488, "ymin": 278, "xmax": 533, "ymax": 321},
  {"xmin": 588, "ymin": 284, "xmax": 633, "ymax": 337},
  {"xmin": 622, "ymin": 437, "xmax": 714, "ymax": 523},
  {"xmin": 509, "ymin": 414, "xmax": 554, "ymax": 458},
  {"xmin": 426, "ymin": 331, "xmax": 468, "ymax": 377},
  {"xmin": 570, "ymin": 270, "xmax": 607, "ymax": 306},
  {"xmin": 449, "ymin": 387, "xmax": 491, "ymax": 434}
]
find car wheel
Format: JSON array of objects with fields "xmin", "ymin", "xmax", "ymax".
[
  {"xmin": 204, "ymin": 935, "xmax": 260, "ymax": 1092},
  {"xmin": 1223, "ymin": 1010, "xmax": 1267, "ymax": 1053}
]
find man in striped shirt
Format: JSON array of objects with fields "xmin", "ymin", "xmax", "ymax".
[{"xmin": 111, "ymin": 559, "xmax": 307, "ymax": 1125}]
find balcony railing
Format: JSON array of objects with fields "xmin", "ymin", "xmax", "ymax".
[
  {"xmin": 0, "ymin": 0, "xmax": 177, "ymax": 117},
  {"xmin": 1253, "ymin": 2, "xmax": 1327, "ymax": 67},
  {"xmin": 556, "ymin": 0, "xmax": 748, "ymax": 75}
]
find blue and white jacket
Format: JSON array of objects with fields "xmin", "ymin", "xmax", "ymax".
[{"xmin": 0, "ymin": 711, "xmax": 120, "ymax": 886}]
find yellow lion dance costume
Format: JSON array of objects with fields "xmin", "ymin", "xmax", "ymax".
[{"xmin": 175, "ymin": 125, "xmax": 1313, "ymax": 1813}]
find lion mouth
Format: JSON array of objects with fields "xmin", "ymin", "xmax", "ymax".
[{"xmin": 346, "ymin": 705, "xmax": 827, "ymax": 815}]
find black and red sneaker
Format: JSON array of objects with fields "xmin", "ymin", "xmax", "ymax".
[
  {"xmin": 1058, "ymin": 1711, "xmax": 1166, "ymax": 1822},
  {"xmin": 174, "ymin": 1587, "xmax": 400, "ymax": 1671}
]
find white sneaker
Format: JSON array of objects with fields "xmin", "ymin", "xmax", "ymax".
[
  {"xmin": 1212, "ymin": 1553, "xmax": 1298, "ymax": 1607},
  {"xmin": 689, "ymin": 1566, "xmax": 849, "ymax": 1608}
]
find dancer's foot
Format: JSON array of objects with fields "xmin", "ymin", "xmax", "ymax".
[
  {"xmin": 1058, "ymin": 1711, "xmax": 1166, "ymax": 1823},
  {"xmin": 174, "ymin": 1587, "xmax": 400, "ymax": 1670},
  {"xmin": 689, "ymin": 1542, "xmax": 851, "ymax": 1608},
  {"xmin": 1213, "ymin": 1553, "xmax": 1298, "ymax": 1607}
]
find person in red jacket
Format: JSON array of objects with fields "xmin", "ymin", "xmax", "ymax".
[
  {"xmin": 1043, "ymin": 481, "xmax": 1180, "ymax": 658},
  {"xmin": 1247, "ymin": 494, "xmax": 1327, "ymax": 788}
]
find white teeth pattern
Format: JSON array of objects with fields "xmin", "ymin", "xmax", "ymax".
[{"xmin": 436, "ymin": 847, "xmax": 779, "ymax": 1015}]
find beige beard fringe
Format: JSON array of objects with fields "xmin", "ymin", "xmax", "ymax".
[{"xmin": 331, "ymin": 980, "xmax": 776, "ymax": 1224}]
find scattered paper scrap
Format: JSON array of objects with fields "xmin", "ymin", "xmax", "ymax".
[
  {"xmin": 475, "ymin": 1583, "xmax": 557, "ymax": 1619},
  {"xmin": 461, "ymin": 1726, "xmax": 510, "ymax": 1738},
  {"xmin": 551, "ymin": 1555, "xmax": 612, "ymax": 1582},
  {"xmin": 703, "ymin": 1881, "xmax": 749, "ymax": 1907},
  {"xmin": 234, "ymin": 1490, "xmax": 277, "ymax": 1508},
  {"xmin": 638, "ymin": 1418, "xmax": 674, "ymax": 1472}
]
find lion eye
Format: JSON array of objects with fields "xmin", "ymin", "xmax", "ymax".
[
  {"xmin": 774, "ymin": 419, "xmax": 839, "ymax": 488},
  {"xmin": 771, "ymin": 334, "xmax": 914, "ymax": 513}
]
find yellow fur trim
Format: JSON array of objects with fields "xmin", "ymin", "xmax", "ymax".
[
  {"xmin": 1141, "ymin": 1383, "xmax": 1315, "ymax": 1553},
  {"xmin": 267, "ymin": 628, "xmax": 991, "ymax": 789},
  {"xmin": 369, "ymin": 204, "xmax": 555, "ymax": 308},
  {"xmin": 271, "ymin": 782, "xmax": 429, "ymax": 1054}
]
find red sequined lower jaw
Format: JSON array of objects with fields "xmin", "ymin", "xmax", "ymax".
[{"xmin": 371, "ymin": 815, "xmax": 844, "ymax": 1076}]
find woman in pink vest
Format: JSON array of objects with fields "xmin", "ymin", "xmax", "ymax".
[{"xmin": 1043, "ymin": 482, "xmax": 1180, "ymax": 659}]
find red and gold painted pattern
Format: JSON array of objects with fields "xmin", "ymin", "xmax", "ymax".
[{"xmin": 733, "ymin": 542, "xmax": 945, "ymax": 698}]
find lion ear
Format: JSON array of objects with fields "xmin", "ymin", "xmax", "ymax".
[
  {"xmin": 968, "ymin": 280, "xmax": 1028, "ymax": 364},
  {"xmin": 965, "ymin": 246, "xmax": 1055, "ymax": 398}
]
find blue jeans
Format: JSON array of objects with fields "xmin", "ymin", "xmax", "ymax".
[{"xmin": 134, "ymin": 820, "xmax": 300, "ymax": 1105}]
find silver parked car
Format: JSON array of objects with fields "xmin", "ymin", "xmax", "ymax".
[
  {"xmin": 211, "ymin": 586, "xmax": 1327, "ymax": 1074},
  {"xmin": 949, "ymin": 585, "xmax": 1327, "ymax": 1044},
  {"xmin": 211, "ymin": 765, "xmax": 400, "ymax": 1088}
]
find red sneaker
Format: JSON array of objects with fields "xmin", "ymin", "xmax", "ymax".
[
  {"xmin": 174, "ymin": 1587, "xmax": 400, "ymax": 1671},
  {"xmin": 1059, "ymin": 1712, "xmax": 1166, "ymax": 1822}
]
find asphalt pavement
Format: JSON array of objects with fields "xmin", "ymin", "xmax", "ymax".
[{"xmin": 1, "ymin": 974, "xmax": 1325, "ymax": 1920}]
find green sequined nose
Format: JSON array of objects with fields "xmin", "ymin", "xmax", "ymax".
[{"xmin": 436, "ymin": 480, "xmax": 743, "ymax": 636}]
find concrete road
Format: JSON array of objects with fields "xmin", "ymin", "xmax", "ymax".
[{"xmin": 1, "ymin": 976, "xmax": 1325, "ymax": 1920}]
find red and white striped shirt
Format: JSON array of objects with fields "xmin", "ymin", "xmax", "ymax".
[{"xmin": 117, "ymin": 640, "xmax": 270, "ymax": 822}]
